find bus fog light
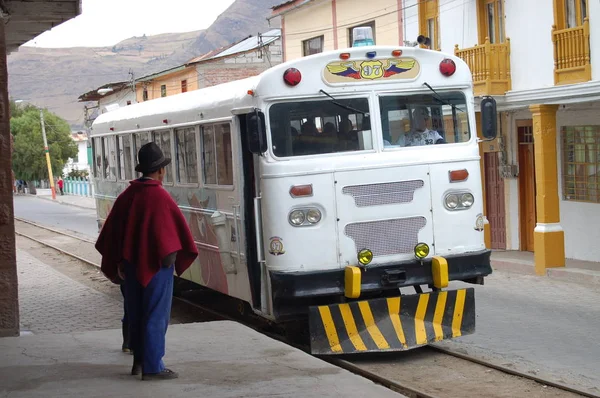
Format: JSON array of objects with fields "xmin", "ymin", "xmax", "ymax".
[
  {"xmin": 414, "ymin": 243, "xmax": 430, "ymax": 259},
  {"xmin": 461, "ymin": 193, "xmax": 474, "ymax": 208},
  {"xmin": 358, "ymin": 249, "xmax": 373, "ymax": 266},
  {"xmin": 289, "ymin": 210, "xmax": 305, "ymax": 226},
  {"xmin": 306, "ymin": 208, "xmax": 322, "ymax": 224},
  {"xmin": 445, "ymin": 194, "xmax": 459, "ymax": 209}
]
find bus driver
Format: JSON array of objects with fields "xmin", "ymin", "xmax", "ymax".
[{"xmin": 385, "ymin": 106, "xmax": 446, "ymax": 147}]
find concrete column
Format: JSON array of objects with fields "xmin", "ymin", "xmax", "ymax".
[
  {"xmin": 529, "ymin": 104, "xmax": 565, "ymax": 275},
  {"xmin": 0, "ymin": 21, "xmax": 20, "ymax": 337}
]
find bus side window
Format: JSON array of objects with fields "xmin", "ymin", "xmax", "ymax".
[
  {"xmin": 175, "ymin": 126, "xmax": 199, "ymax": 184},
  {"xmin": 152, "ymin": 130, "xmax": 172, "ymax": 183},
  {"xmin": 102, "ymin": 136, "xmax": 117, "ymax": 180},
  {"xmin": 93, "ymin": 137, "xmax": 102, "ymax": 179}
]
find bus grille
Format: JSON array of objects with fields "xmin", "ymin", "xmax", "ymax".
[
  {"xmin": 344, "ymin": 217, "xmax": 427, "ymax": 257},
  {"xmin": 342, "ymin": 180, "xmax": 424, "ymax": 207}
]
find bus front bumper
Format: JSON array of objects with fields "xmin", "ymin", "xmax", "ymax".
[{"xmin": 270, "ymin": 249, "xmax": 492, "ymax": 301}]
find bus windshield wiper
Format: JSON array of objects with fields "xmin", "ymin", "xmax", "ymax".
[
  {"xmin": 319, "ymin": 89, "xmax": 370, "ymax": 117},
  {"xmin": 423, "ymin": 82, "xmax": 464, "ymax": 113}
]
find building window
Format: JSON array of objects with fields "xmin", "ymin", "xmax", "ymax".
[
  {"xmin": 175, "ymin": 126, "xmax": 198, "ymax": 184},
  {"xmin": 160, "ymin": 85, "xmax": 167, "ymax": 97},
  {"xmin": 143, "ymin": 88, "xmax": 148, "ymax": 101},
  {"xmin": 419, "ymin": 0, "xmax": 439, "ymax": 50},
  {"xmin": 565, "ymin": 0, "xmax": 587, "ymax": 28},
  {"xmin": 562, "ymin": 126, "xmax": 600, "ymax": 203},
  {"xmin": 348, "ymin": 21, "xmax": 376, "ymax": 47},
  {"xmin": 481, "ymin": 0, "xmax": 506, "ymax": 44},
  {"xmin": 201, "ymin": 123, "xmax": 233, "ymax": 186},
  {"xmin": 302, "ymin": 36, "xmax": 324, "ymax": 56},
  {"xmin": 181, "ymin": 80, "xmax": 188, "ymax": 93},
  {"xmin": 152, "ymin": 130, "xmax": 172, "ymax": 183},
  {"xmin": 127, "ymin": 100, "xmax": 131, "ymax": 105}
]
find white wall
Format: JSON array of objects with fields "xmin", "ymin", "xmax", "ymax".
[
  {"xmin": 588, "ymin": 0, "xmax": 600, "ymax": 81},
  {"xmin": 403, "ymin": 0, "xmax": 419, "ymax": 45},
  {"xmin": 63, "ymin": 140, "xmax": 90, "ymax": 175},
  {"xmin": 98, "ymin": 90, "xmax": 136, "ymax": 114},
  {"xmin": 439, "ymin": 0, "xmax": 478, "ymax": 53},
  {"xmin": 505, "ymin": 0, "xmax": 555, "ymax": 91},
  {"xmin": 556, "ymin": 103, "xmax": 600, "ymax": 261}
]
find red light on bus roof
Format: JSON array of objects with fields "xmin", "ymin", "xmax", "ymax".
[
  {"xmin": 449, "ymin": 169, "xmax": 469, "ymax": 182},
  {"xmin": 340, "ymin": 53, "xmax": 351, "ymax": 60},
  {"xmin": 440, "ymin": 59, "xmax": 457, "ymax": 77},
  {"xmin": 163, "ymin": 119, "xmax": 168, "ymax": 124},
  {"xmin": 110, "ymin": 127, "xmax": 114, "ymax": 131},
  {"xmin": 392, "ymin": 50, "xmax": 403, "ymax": 57},
  {"xmin": 247, "ymin": 90, "xmax": 255, "ymax": 96},
  {"xmin": 283, "ymin": 68, "xmax": 302, "ymax": 86},
  {"xmin": 290, "ymin": 184, "xmax": 313, "ymax": 198}
]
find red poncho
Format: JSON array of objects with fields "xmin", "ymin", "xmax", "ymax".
[{"xmin": 95, "ymin": 179, "xmax": 198, "ymax": 287}]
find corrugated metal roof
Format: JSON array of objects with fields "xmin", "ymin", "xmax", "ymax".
[{"xmin": 189, "ymin": 29, "xmax": 281, "ymax": 65}]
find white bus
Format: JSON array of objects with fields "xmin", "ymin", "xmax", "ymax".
[{"xmin": 91, "ymin": 45, "xmax": 497, "ymax": 355}]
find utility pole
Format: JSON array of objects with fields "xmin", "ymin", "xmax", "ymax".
[{"xmin": 40, "ymin": 109, "xmax": 56, "ymax": 200}]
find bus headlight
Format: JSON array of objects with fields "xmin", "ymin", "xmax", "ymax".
[
  {"xmin": 444, "ymin": 194, "xmax": 459, "ymax": 209},
  {"xmin": 414, "ymin": 243, "xmax": 430, "ymax": 259},
  {"xmin": 461, "ymin": 193, "xmax": 474, "ymax": 208},
  {"xmin": 306, "ymin": 209, "xmax": 322, "ymax": 224},
  {"xmin": 444, "ymin": 191, "xmax": 474, "ymax": 210},
  {"xmin": 289, "ymin": 210, "xmax": 305, "ymax": 226}
]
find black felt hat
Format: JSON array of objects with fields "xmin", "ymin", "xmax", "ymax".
[{"xmin": 135, "ymin": 142, "xmax": 171, "ymax": 173}]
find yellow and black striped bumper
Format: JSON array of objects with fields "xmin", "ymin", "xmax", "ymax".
[{"xmin": 308, "ymin": 288, "xmax": 475, "ymax": 355}]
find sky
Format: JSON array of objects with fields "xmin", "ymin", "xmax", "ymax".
[{"xmin": 25, "ymin": 0, "xmax": 236, "ymax": 48}]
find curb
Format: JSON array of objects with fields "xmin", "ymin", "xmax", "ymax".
[
  {"xmin": 33, "ymin": 194, "xmax": 96, "ymax": 211},
  {"xmin": 492, "ymin": 259, "xmax": 600, "ymax": 288}
]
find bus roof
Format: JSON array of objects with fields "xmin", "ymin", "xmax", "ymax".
[{"xmin": 91, "ymin": 45, "xmax": 472, "ymax": 136}]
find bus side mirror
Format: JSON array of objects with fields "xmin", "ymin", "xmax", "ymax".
[
  {"xmin": 245, "ymin": 110, "xmax": 267, "ymax": 154},
  {"xmin": 480, "ymin": 97, "xmax": 497, "ymax": 140}
]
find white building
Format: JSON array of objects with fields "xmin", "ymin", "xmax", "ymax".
[{"xmin": 63, "ymin": 131, "xmax": 90, "ymax": 176}]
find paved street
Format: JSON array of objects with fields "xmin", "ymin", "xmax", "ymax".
[
  {"xmin": 13, "ymin": 195, "xmax": 98, "ymax": 238},
  {"xmin": 12, "ymin": 195, "xmax": 600, "ymax": 393}
]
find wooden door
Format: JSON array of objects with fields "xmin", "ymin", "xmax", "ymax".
[
  {"xmin": 484, "ymin": 152, "xmax": 506, "ymax": 249},
  {"xmin": 518, "ymin": 121, "xmax": 536, "ymax": 252}
]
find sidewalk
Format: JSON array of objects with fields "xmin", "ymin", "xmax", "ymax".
[
  {"xmin": 34, "ymin": 190, "xmax": 96, "ymax": 210},
  {"xmin": 4, "ymin": 248, "xmax": 403, "ymax": 397},
  {"xmin": 491, "ymin": 250, "xmax": 600, "ymax": 287}
]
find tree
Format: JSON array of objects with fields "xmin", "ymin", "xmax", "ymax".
[{"xmin": 11, "ymin": 105, "xmax": 77, "ymax": 183}]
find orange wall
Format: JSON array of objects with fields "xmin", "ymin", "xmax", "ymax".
[{"xmin": 135, "ymin": 67, "xmax": 198, "ymax": 102}]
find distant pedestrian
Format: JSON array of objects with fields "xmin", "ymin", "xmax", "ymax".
[
  {"xmin": 57, "ymin": 178, "xmax": 64, "ymax": 195},
  {"xmin": 95, "ymin": 142, "xmax": 198, "ymax": 381}
]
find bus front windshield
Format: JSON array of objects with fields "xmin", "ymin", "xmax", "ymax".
[
  {"xmin": 380, "ymin": 91, "xmax": 471, "ymax": 148},
  {"xmin": 268, "ymin": 98, "xmax": 372, "ymax": 158}
]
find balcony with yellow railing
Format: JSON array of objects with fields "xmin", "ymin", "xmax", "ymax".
[
  {"xmin": 454, "ymin": 38, "xmax": 511, "ymax": 97},
  {"xmin": 552, "ymin": 18, "xmax": 591, "ymax": 85}
]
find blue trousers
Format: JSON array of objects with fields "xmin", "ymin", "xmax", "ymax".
[{"xmin": 124, "ymin": 262, "xmax": 174, "ymax": 374}]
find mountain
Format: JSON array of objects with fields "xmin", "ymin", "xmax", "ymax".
[{"xmin": 7, "ymin": 0, "xmax": 283, "ymax": 128}]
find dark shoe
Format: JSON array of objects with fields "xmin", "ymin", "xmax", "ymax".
[
  {"xmin": 131, "ymin": 362, "xmax": 142, "ymax": 376},
  {"xmin": 142, "ymin": 369, "xmax": 179, "ymax": 381}
]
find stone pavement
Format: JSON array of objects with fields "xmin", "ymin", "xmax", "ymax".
[{"xmin": 17, "ymin": 249, "xmax": 122, "ymax": 334}]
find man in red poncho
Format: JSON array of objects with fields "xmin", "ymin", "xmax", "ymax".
[{"xmin": 95, "ymin": 142, "xmax": 198, "ymax": 381}]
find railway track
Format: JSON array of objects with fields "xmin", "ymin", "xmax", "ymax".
[{"xmin": 14, "ymin": 217, "xmax": 598, "ymax": 398}]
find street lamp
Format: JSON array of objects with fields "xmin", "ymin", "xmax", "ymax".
[{"xmin": 14, "ymin": 100, "xmax": 56, "ymax": 200}]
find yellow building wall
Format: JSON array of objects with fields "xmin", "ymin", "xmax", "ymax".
[
  {"xmin": 284, "ymin": 1, "xmax": 334, "ymax": 61},
  {"xmin": 135, "ymin": 67, "xmax": 198, "ymax": 102},
  {"xmin": 335, "ymin": 0, "xmax": 400, "ymax": 48}
]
